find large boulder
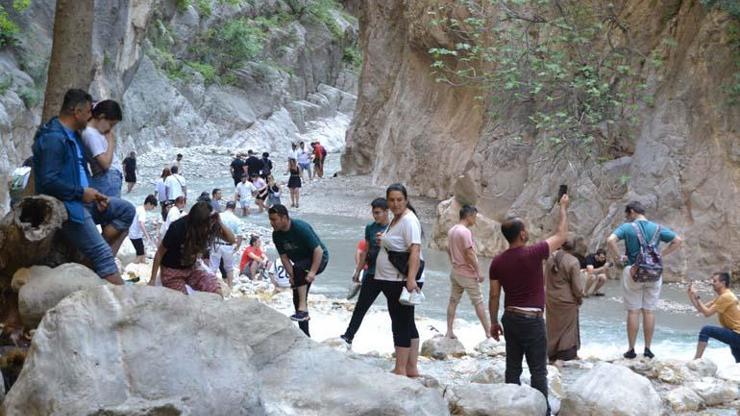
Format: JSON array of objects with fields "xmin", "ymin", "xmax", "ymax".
[
  {"xmin": 470, "ymin": 361, "xmax": 506, "ymax": 384},
  {"xmin": 448, "ymin": 383, "xmax": 547, "ymax": 416},
  {"xmin": 560, "ymin": 362, "xmax": 662, "ymax": 416},
  {"xmin": 665, "ymin": 386, "xmax": 704, "ymax": 413},
  {"xmin": 12, "ymin": 263, "xmax": 108, "ymax": 328},
  {"xmin": 687, "ymin": 377, "xmax": 739, "ymax": 406},
  {"xmin": 3, "ymin": 286, "xmax": 448, "ymax": 415},
  {"xmin": 421, "ymin": 335, "xmax": 467, "ymax": 360}
]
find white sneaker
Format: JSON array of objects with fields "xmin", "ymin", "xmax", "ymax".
[
  {"xmin": 399, "ymin": 287, "xmax": 413, "ymax": 305},
  {"xmin": 409, "ymin": 289, "xmax": 425, "ymax": 305}
]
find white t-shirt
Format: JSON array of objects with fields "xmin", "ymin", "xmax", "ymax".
[
  {"xmin": 155, "ymin": 178, "xmax": 167, "ymax": 202},
  {"xmin": 236, "ymin": 181, "xmax": 256, "ymax": 201},
  {"xmin": 81, "ymin": 126, "xmax": 121, "ymax": 176},
  {"xmin": 297, "ymin": 149, "xmax": 311, "ymax": 164},
  {"xmin": 375, "ymin": 210, "xmax": 424, "ymax": 282},
  {"xmin": 220, "ymin": 210, "xmax": 242, "ymax": 237},
  {"xmin": 160, "ymin": 207, "xmax": 184, "ymax": 239},
  {"xmin": 164, "ymin": 174, "xmax": 186, "ymax": 200},
  {"xmin": 129, "ymin": 206, "xmax": 148, "ymax": 240}
]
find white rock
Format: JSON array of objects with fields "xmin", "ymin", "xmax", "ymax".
[
  {"xmin": 14, "ymin": 263, "xmax": 108, "ymax": 328},
  {"xmin": 474, "ymin": 337, "xmax": 506, "ymax": 357},
  {"xmin": 666, "ymin": 386, "xmax": 704, "ymax": 412},
  {"xmin": 321, "ymin": 336, "xmax": 350, "ymax": 352},
  {"xmin": 470, "ymin": 361, "xmax": 506, "ymax": 384},
  {"xmin": 687, "ymin": 376, "xmax": 739, "ymax": 406},
  {"xmin": 560, "ymin": 362, "xmax": 662, "ymax": 416},
  {"xmin": 123, "ymin": 262, "xmax": 152, "ymax": 284},
  {"xmin": 520, "ymin": 365, "xmax": 564, "ymax": 399},
  {"xmin": 3, "ymin": 286, "xmax": 448, "ymax": 415},
  {"xmin": 717, "ymin": 363, "xmax": 740, "ymax": 384},
  {"xmin": 685, "ymin": 358, "xmax": 718, "ymax": 378},
  {"xmin": 421, "ymin": 335, "xmax": 466, "ymax": 360},
  {"xmin": 449, "ymin": 383, "xmax": 547, "ymax": 416}
]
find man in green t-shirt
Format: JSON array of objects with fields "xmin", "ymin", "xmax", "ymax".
[{"xmin": 269, "ymin": 204, "xmax": 329, "ymax": 336}]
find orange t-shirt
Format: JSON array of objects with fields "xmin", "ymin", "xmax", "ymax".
[
  {"xmin": 357, "ymin": 239, "xmax": 368, "ymax": 270},
  {"xmin": 240, "ymin": 246, "xmax": 264, "ymax": 271}
]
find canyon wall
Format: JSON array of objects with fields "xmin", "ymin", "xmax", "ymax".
[{"xmin": 342, "ymin": 0, "xmax": 739, "ymax": 280}]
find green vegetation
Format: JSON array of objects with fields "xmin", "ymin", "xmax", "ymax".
[
  {"xmin": 18, "ymin": 85, "xmax": 42, "ymax": 108},
  {"xmin": 0, "ymin": 74, "xmax": 12, "ymax": 95},
  {"xmin": 427, "ymin": 0, "xmax": 659, "ymax": 156},
  {"xmin": 701, "ymin": 0, "xmax": 740, "ymax": 19},
  {"xmin": 306, "ymin": 0, "xmax": 344, "ymax": 39},
  {"xmin": 342, "ymin": 46, "xmax": 362, "ymax": 70},
  {"xmin": 0, "ymin": 0, "xmax": 30, "ymax": 47}
]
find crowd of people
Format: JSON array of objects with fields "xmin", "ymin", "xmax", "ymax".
[{"xmin": 25, "ymin": 89, "xmax": 739, "ymax": 416}]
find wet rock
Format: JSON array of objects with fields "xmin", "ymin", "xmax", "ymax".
[
  {"xmin": 470, "ymin": 361, "xmax": 506, "ymax": 384},
  {"xmin": 448, "ymin": 383, "xmax": 547, "ymax": 416},
  {"xmin": 3, "ymin": 286, "xmax": 447, "ymax": 415},
  {"xmin": 12, "ymin": 263, "xmax": 108, "ymax": 328},
  {"xmin": 421, "ymin": 335, "xmax": 467, "ymax": 360},
  {"xmin": 666, "ymin": 386, "xmax": 704, "ymax": 413},
  {"xmin": 560, "ymin": 362, "xmax": 662, "ymax": 416},
  {"xmin": 687, "ymin": 377, "xmax": 739, "ymax": 406}
]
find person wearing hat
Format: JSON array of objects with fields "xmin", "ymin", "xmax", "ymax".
[{"xmin": 209, "ymin": 200, "xmax": 243, "ymax": 286}]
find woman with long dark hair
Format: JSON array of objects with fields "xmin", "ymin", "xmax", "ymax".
[
  {"xmin": 156, "ymin": 167, "xmax": 172, "ymax": 220},
  {"xmin": 81, "ymin": 100, "xmax": 124, "ymax": 197},
  {"xmin": 149, "ymin": 201, "xmax": 235, "ymax": 295},
  {"xmin": 287, "ymin": 158, "xmax": 301, "ymax": 208},
  {"xmin": 374, "ymin": 183, "xmax": 424, "ymax": 377}
]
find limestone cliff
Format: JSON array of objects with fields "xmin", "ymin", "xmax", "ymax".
[
  {"xmin": 0, "ymin": 0, "xmax": 358, "ymax": 212},
  {"xmin": 342, "ymin": 0, "xmax": 739, "ymax": 280}
]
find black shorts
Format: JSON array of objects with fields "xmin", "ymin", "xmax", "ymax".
[
  {"xmin": 124, "ymin": 173, "xmax": 136, "ymax": 183},
  {"xmin": 291, "ymin": 257, "xmax": 328, "ymax": 288},
  {"xmin": 130, "ymin": 238, "xmax": 145, "ymax": 256}
]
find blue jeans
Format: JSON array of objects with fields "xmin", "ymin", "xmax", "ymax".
[
  {"xmin": 698, "ymin": 325, "xmax": 740, "ymax": 362},
  {"xmin": 90, "ymin": 169, "xmax": 123, "ymax": 198},
  {"xmin": 62, "ymin": 198, "xmax": 135, "ymax": 278}
]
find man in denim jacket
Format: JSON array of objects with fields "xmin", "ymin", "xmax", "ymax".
[{"xmin": 32, "ymin": 89, "xmax": 134, "ymax": 284}]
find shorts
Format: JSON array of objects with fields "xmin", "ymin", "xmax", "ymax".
[
  {"xmin": 130, "ymin": 238, "xmax": 145, "ymax": 256},
  {"xmin": 124, "ymin": 172, "xmax": 136, "ymax": 183},
  {"xmin": 449, "ymin": 272, "xmax": 484, "ymax": 306},
  {"xmin": 622, "ymin": 265, "xmax": 662, "ymax": 310},
  {"xmin": 237, "ymin": 199, "xmax": 251, "ymax": 209},
  {"xmin": 90, "ymin": 169, "xmax": 123, "ymax": 198},
  {"xmin": 298, "ymin": 162, "xmax": 311, "ymax": 171},
  {"xmin": 291, "ymin": 256, "xmax": 328, "ymax": 288}
]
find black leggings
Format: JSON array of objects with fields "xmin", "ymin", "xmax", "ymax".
[
  {"xmin": 379, "ymin": 280, "xmax": 422, "ymax": 348},
  {"xmin": 343, "ymin": 274, "xmax": 381, "ymax": 342}
]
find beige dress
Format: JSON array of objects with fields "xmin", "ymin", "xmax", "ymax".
[{"xmin": 545, "ymin": 250, "xmax": 584, "ymax": 361}]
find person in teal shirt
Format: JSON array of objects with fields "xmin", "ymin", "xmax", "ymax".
[
  {"xmin": 269, "ymin": 204, "xmax": 328, "ymax": 336},
  {"xmin": 608, "ymin": 201, "xmax": 683, "ymax": 360}
]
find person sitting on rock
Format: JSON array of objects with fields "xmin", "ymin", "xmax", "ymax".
[
  {"xmin": 32, "ymin": 88, "xmax": 135, "ymax": 285},
  {"xmin": 81, "ymin": 99, "xmax": 124, "ymax": 198},
  {"xmin": 149, "ymin": 201, "xmax": 235, "ymax": 295},
  {"xmin": 687, "ymin": 272, "xmax": 740, "ymax": 362},
  {"xmin": 239, "ymin": 235, "xmax": 271, "ymax": 280},
  {"xmin": 545, "ymin": 240, "xmax": 584, "ymax": 362},
  {"xmin": 269, "ymin": 204, "xmax": 329, "ymax": 336},
  {"xmin": 489, "ymin": 193, "xmax": 570, "ymax": 416},
  {"xmin": 581, "ymin": 248, "xmax": 610, "ymax": 297}
]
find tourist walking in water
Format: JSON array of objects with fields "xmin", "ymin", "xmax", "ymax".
[
  {"xmin": 129, "ymin": 195, "xmax": 158, "ymax": 264},
  {"xmin": 155, "ymin": 167, "xmax": 171, "ymax": 220},
  {"xmin": 209, "ymin": 201, "xmax": 243, "ymax": 287},
  {"xmin": 581, "ymin": 248, "xmax": 610, "ymax": 297},
  {"xmin": 172, "ymin": 153, "xmax": 183, "ymax": 174},
  {"xmin": 488, "ymin": 193, "xmax": 570, "ymax": 416},
  {"xmin": 687, "ymin": 272, "xmax": 740, "ymax": 362},
  {"xmin": 545, "ymin": 240, "xmax": 584, "ymax": 362},
  {"xmin": 287, "ymin": 158, "xmax": 301, "ymax": 208},
  {"xmin": 312, "ymin": 141, "xmax": 326, "ymax": 179},
  {"xmin": 149, "ymin": 201, "xmax": 234, "ymax": 295},
  {"xmin": 340, "ymin": 198, "xmax": 389, "ymax": 347},
  {"xmin": 235, "ymin": 174, "xmax": 256, "ymax": 216},
  {"xmin": 81, "ymin": 100, "xmax": 124, "ymax": 198},
  {"xmin": 260, "ymin": 152, "xmax": 273, "ymax": 179},
  {"xmin": 230, "ymin": 152, "xmax": 246, "ymax": 187},
  {"xmin": 266, "ymin": 175, "xmax": 281, "ymax": 207},
  {"xmin": 32, "ymin": 89, "xmax": 134, "ymax": 285},
  {"xmin": 122, "ymin": 151, "xmax": 137, "ymax": 193},
  {"xmin": 244, "ymin": 150, "xmax": 263, "ymax": 179},
  {"xmin": 446, "ymin": 205, "xmax": 490, "ymax": 340},
  {"xmin": 297, "ymin": 142, "xmax": 312, "ymax": 181},
  {"xmin": 252, "ymin": 174, "xmax": 269, "ymax": 213},
  {"xmin": 164, "ymin": 165, "xmax": 187, "ymax": 203},
  {"xmin": 607, "ymin": 200, "xmax": 682, "ymax": 359},
  {"xmin": 374, "ymin": 184, "xmax": 424, "ymax": 377},
  {"xmin": 211, "ymin": 188, "xmax": 224, "ymax": 212},
  {"xmin": 269, "ymin": 204, "xmax": 329, "ymax": 337}
]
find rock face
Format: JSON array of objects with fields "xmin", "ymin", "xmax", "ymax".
[
  {"xmin": 448, "ymin": 383, "xmax": 547, "ymax": 416},
  {"xmin": 560, "ymin": 362, "xmax": 662, "ymax": 416},
  {"xmin": 342, "ymin": 0, "xmax": 740, "ymax": 280},
  {"xmin": 12, "ymin": 263, "xmax": 108, "ymax": 328},
  {"xmin": 0, "ymin": 0, "xmax": 358, "ymax": 213},
  {"xmin": 3, "ymin": 285, "xmax": 448, "ymax": 415},
  {"xmin": 421, "ymin": 334, "xmax": 467, "ymax": 360}
]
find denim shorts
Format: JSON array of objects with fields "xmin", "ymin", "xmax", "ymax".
[
  {"xmin": 87, "ymin": 197, "xmax": 135, "ymax": 232},
  {"xmin": 299, "ymin": 162, "xmax": 311, "ymax": 171},
  {"xmin": 90, "ymin": 169, "xmax": 123, "ymax": 198}
]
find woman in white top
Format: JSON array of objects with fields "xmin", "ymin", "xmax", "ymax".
[
  {"xmin": 374, "ymin": 183, "xmax": 424, "ymax": 377},
  {"xmin": 159, "ymin": 196, "xmax": 186, "ymax": 243},
  {"xmin": 81, "ymin": 100, "xmax": 123, "ymax": 198},
  {"xmin": 155, "ymin": 167, "xmax": 171, "ymax": 220}
]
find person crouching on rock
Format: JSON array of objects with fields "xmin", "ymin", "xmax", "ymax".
[
  {"xmin": 148, "ymin": 201, "xmax": 235, "ymax": 295},
  {"xmin": 269, "ymin": 204, "xmax": 329, "ymax": 336},
  {"xmin": 545, "ymin": 239, "xmax": 584, "ymax": 363},
  {"xmin": 687, "ymin": 272, "xmax": 740, "ymax": 362}
]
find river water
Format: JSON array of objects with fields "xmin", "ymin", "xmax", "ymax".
[{"xmin": 121, "ymin": 145, "xmax": 736, "ymax": 369}]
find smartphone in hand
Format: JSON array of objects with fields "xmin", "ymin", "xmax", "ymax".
[{"xmin": 558, "ymin": 184, "xmax": 568, "ymax": 200}]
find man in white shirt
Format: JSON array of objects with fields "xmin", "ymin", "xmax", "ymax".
[
  {"xmin": 209, "ymin": 201, "xmax": 243, "ymax": 287},
  {"xmin": 129, "ymin": 195, "xmax": 158, "ymax": 264},
  {"xmin": 235, "ymin": 174, "xmax": 256, "ymax": 217},
  {"xmin": 164, "ymin": 165, "xmax": 187, "ymax": 201},
  {"xmin": 159, "ymin": 196, "xmax": 186, "ymax": 242}
]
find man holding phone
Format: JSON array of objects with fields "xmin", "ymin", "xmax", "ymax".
[{"xmin": 32, "ymin": 89, "xmax": 135, "ymax": 285}]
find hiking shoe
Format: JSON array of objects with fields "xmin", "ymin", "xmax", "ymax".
[
  {"xmin": 340, "ymin": 334, "xmax": 352, "ymax": 348},
  {"xmin": 290, "ymin": 311, "xmax": 310, "ymax": 322},
  {"xmin": 623, "ymin": 349, "xmax": 637, "ymax": 359},
  {"xmin": 644, "ymin": 348, "xmax": 655, "ymax": 359}
]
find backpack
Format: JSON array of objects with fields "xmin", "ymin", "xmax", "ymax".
[{"xmin": 629, "ymin": 222, "xmax": 663, "ymax": 283}]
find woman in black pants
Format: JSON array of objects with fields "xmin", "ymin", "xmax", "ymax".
[{"xmin": 374, "ymin": 183, "xmax": 424, "ymax": 377}]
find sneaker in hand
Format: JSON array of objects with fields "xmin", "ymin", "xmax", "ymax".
[
  {"xmin": 409, "ymin": 289, "xmax": 425, "ymax": 305},
  {"xmin": 346, "ymin": 282, "xmax": 361, "ymax": 300}
]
